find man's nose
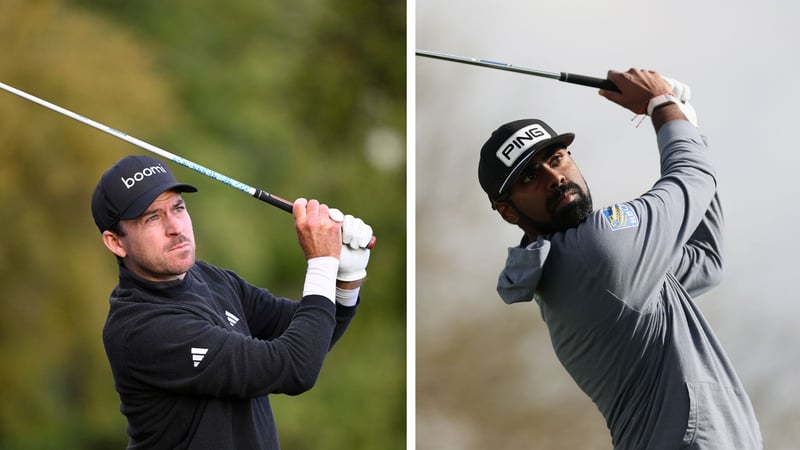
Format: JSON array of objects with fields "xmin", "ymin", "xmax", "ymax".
[
  {"xmin": 542, "ymin": 165, "xmax": 567, "ymax": 190},
  {"xmin": 165, "ymin": 213, "xmax": 183, "ymax": 235}
]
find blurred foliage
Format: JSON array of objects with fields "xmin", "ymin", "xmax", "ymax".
[{"xmin": 0, "ymin": 0, "xmax": 405, "ymax": 449}]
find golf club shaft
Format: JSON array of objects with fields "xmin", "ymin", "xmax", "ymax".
[
  {"xmin": 0, "ymin": 81, "xmax": 376, "ymax": 249},
  {"xmin": 416, "ymin": 49, "xmax": 619, "ymax": 92}
]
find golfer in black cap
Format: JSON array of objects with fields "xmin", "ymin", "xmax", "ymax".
[
  {"xmin": 478, "ymin": 69, "xmax": 762, "ymax": 449},
  {"xmin": 92, "ymin": 155, "xmax": 372, "ymax": 449}
]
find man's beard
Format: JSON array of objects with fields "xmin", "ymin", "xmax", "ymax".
[{"xmin": 520, "ymin": 181, "xmax": 594, "ymax": 235}]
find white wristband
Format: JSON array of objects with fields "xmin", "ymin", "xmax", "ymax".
[
  {"xmin": 335, "ymin": 286, "xmax": 360, "ymax": 307},
  {"xmin": 646, "ymin": 93, "xmax": 678, "ymax": 116},
  {"xmin": 303, "ymin": 257, "xmax": 338, "ymax": 303}
]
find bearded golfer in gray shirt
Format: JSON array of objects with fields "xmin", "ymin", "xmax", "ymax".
[{"xmin": 478, "ymin": 68, "xmax": 762, "ymax": 449}]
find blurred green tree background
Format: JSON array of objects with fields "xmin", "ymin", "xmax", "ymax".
[{"xmin": 0, "ymin": 0, "xmax": 406, "ymax": 448}]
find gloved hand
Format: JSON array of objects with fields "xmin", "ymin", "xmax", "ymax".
[
  {"xmin": 329, "ymin": 209, "xmax": 372, "ymax": 282},
  {"xmin": 662, "ymin": 76, "xmax": 698, "ymax": 127},
  {"xmin": 662, "ymin": 76, "xmax": 690, "ymax": 103}
]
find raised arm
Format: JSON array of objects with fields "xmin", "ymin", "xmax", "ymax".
[{"xmin": 670, "ymin": 192, "xmax": 725, "ymax": 296}]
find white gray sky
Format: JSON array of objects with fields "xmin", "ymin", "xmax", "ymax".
[{"xmin": 415, "ymin": 1, "xmax": 800, "ymax": 448}]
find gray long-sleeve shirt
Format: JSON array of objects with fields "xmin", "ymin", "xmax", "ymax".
[{"xmin": 497, "ymin": 120, "xmax": 762, "ymax": 449}]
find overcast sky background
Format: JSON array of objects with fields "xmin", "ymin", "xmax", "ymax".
[{"xmin": 415, "ymin": 1, "xmax": 800, "ymax": 448}]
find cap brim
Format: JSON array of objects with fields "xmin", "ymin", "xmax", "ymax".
[
  {"xmin": 119, "ymin": 182, "xmax": 198, "ymax": 221},
  {"xmin": 497, "ymin": 133, "xmax": 575, "ymax": 197}
]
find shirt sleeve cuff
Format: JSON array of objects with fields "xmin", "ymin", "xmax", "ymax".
[
  {"xmin": 303, "ymin": 256, "xmax": 338, "ymax": 303},
  {"xmin": 335, "ymin": 286, "xmax": 360, "ymax": 307}
]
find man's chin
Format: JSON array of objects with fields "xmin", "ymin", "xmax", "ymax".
[
  {"xmin": 162, "ymin": 256, "xmax": 195, "ymax": 279},
  {"xmin": 175, "ymin": 258, "xmax": 196, "ymax": 274},
  {"xmin": 549, "ymin": 198, "xmax": 593, "ymax": 232},
  {"xmin": 562, "ymin": 206, "xmax": 592, "ymax": 227}
]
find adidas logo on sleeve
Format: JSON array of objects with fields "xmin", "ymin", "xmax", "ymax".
[
  {"xmin": 191, "ymin": 347, "xmax": 208, "ymax": 368},
  {"xmin": 188, "ymin": 312, "xmax": 240, "ymax": 369},
  {"xmin": 225, "ymin": 311, "xmax": 240, "ymax": 327}
]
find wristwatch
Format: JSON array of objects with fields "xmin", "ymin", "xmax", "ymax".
[{"xmin": 646, "ymin": 93, "xmax": 678, "ymax": 116}]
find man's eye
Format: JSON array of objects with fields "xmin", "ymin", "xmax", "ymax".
[
  {"xmin": 521, "ymin": 167, "xmax": 539, "ymax": 184},
  {"xmin": 146, "ymin": 214, "xmax": 159, "ymax": 223}
]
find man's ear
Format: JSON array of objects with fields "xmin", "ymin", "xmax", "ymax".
[
  {"xmin": 102, "ymin": 231, "xmax": 127, "ymax": 259},
  {"xmin": 495, "ymin": 202, "xmax": 518, "ymax": 225}
]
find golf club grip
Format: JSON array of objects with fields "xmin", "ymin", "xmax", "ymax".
[
  {"xmin": 560, "ymin": 73, "xmax": 620, "ymax": 92},
  {"xmin": 254, "ymin": 189, "xmax": 294, "ymax": 212},
  {"xmin": 253, "ymin": 190, "xmax": 377, "ymax": 249}
]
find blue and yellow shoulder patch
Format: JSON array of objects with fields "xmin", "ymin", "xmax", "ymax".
[{"xmin": 602, "ymin": 203, "xmax": 639, "ymax": 231}]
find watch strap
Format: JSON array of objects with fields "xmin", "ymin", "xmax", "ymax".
[{"xmin": 647, "ymin": 93, "xmax": 678, "ymax": 116}]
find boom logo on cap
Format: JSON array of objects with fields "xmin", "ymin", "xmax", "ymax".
[
  {"xmin": 496, "ymin": 124, "xmax": 551, "ymax": 167},
  {"xmin": 120, "ymin": 164, "xmax": 168, "ymax": 189}
]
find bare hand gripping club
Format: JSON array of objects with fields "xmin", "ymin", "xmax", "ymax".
[
  {"xmin": 0, "ymin": 81, "xmax": 376, "ymax": 249},
  {"xmin": 416, "ymin": 49, "xmax": 620, "ymax": 92}
]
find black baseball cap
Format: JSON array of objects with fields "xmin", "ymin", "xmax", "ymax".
[
  {"xmin": 91, "ymin": 155, "xmax": 197, "ymax": 232},
  {"xmin": 478, "ymin": 119, "xmax": 574, "ymax": 207}
]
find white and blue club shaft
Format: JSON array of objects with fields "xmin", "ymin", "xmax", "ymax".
[
  {"xmin": 0, "ymin": 81, "xmax": 376, "ymax": 249},
  {"xmin": 416, "ymin": 49, "xmax": 620, "ymax": 92}
]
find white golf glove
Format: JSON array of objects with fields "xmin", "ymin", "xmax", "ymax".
[
  {"xmin": 662, "ymin": 76, "xmax": 698, "ymax": 127},
  {"xmin": 329, "ymin": 208, "xmax": 372, "ymax": 282}
]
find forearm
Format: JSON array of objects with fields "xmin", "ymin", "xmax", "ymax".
[
  {"xmin": 330, "ymin": 301, "xmax": 358, "ymax": 349},
  {"xmin": 656, "ymin": 119, "xmax": 714, "ymax": 183},
  {"xmin": 651, "ymin": 102, "xmax": 688, "ymax": 133}
]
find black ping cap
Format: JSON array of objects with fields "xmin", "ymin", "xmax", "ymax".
[{"xmin": 478, "ymin": 119, "xmax": 574, "ymax": 207}]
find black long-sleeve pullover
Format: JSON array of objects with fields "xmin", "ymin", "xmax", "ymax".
[{"xmin": 103, "ymin": 260, "xmax": 357, "ymax": 449}]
